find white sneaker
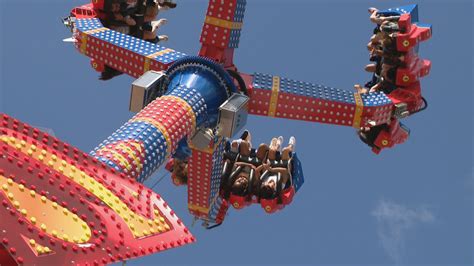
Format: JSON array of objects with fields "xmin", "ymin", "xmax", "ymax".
[
  {"xmin": 270, "ymin": 138, "xmax": 278, "ymax": 150},
  {"xmin": 158, "ymin": 35, "xmax": 169, "ymax": 42},
  {"xmin": 277, "ymin": 136, "xmax": 284, "ymax": 148},
  {"xmin": 157, "ymin": 18, "xmax": 168, "ymax": 27},
  {"xmin": 289, "ymin": 136, "xmax": 296, "ymax": 150},
  {"xmin": 151, "ymin": 19, "xmax": 168, "ymax": 32}
]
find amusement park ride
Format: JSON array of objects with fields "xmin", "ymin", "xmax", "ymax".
[{"xmin": 0, "ymin": 0, "xmax": 432, "ymax": 265}]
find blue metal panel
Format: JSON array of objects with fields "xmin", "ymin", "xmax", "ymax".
[
  {"xmin": 91, "ymin": 121, "xmax": 168, "ymax": 182},
  {"xmin": 208, "ymin": 138, "xmax": 226, "ymax": 205},
  {"xmin": 229, "ymin": 29, "xmax": 242, "ymax": 48},
  {"xmin": 79, "ymin": 18, "xmax": 186, "ymax": 64},
  {"xmin": 360, "ymin": 91, "xmax": 392, "ymax": 107},
  {"xmin": 208, "ymin": 196, "xmax": 224, "ymax": 222},
  {"xmin": 279, "ymin": 77, "xmax": 355, "ymax": 104},
  {"xmin": 154, "ymin": 51, "xmax": 186, "ymax": 64},
  {"xmin": 233, "ymin": 0, "xmax": 247, "ymax": 23},
  {"xmin": 201, "ymin": 137, "xmax": 226, "ymax": 222},
  {"xmin": 92, "ymin": 30, "xmax": 162, "ymax": 56},
  {"xmin": 228, "ymin": 0, "xmax": 246, "ymax": 48},
  {"xmin": 76, "ymin": 18, "xmax": 103, "ymax": 31},
  {"xmin": 252, "ymin": 73, "xmax": 274, "ymax": 91},
  {"xmin": 95, "ymin": 156, "xmax": 122, "ymax": 172},
  {"xmin": 291, "ymin": 153, "xmax": 304, "ymax": 193},
  {"xmin": 253, "ymin": 73, "xmax": 355, "ymax": 104},
  {"xmin": 173, "ymin": 138, "xmax": 192, "ymax": 161},
  {"xmin": 166, "ymin": 87, "xmax": 209, "ymax": 126},
  {"xmin": 166, "ymin": 57, "xmax": 235, "ymax": 127},
  {"xmin": 379, "ymin": 4, "xmax": 419, "ymax": 23}
]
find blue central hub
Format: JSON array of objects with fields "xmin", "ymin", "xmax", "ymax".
[{"xmin": 165, "ymin": 56, "xmax": 237, "ymax": 128}]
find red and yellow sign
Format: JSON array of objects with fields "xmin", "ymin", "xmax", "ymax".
[{"xmin": 0, "ymin": 113, "xmax": 194, "ymax": 265}]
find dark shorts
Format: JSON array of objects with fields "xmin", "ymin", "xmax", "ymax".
[
  {"xmin": 120, "ymin": 4, "xmax": 138, "ymax": 17},
  {"xmin": 145, "ymin": 36, "xmax": 160, "ymax": 44},
  {"xmin": 143, "ymin": 22, "xmax": 152, "ymax": 32},
  {"xmin": 380, "ymin": 80, "xmax": 398, "ymax": 94},
  {"xmin": 365, "ymin": 75, "xmax": 379, "ymax": 89}
]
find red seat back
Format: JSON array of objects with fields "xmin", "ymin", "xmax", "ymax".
[{"xmin": 229, "ymin": 194, "xmax": 248, "ymax": 209}]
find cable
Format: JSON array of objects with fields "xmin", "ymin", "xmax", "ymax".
[
  {"xmin": 410, "ymin": 97, "xmax": 428, "ymax": 115},
  {"xmin": 226, "ymin": 69, "xmax": 248, "ymax": 96},
  {"xmin": 206, "ymin": 222, "xmax": 223, "ymax": 230},
  {"xmin": 420, "ymin": 97, "xmax": 429, "ymax": 111}
]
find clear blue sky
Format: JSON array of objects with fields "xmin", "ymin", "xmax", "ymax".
[{"xmin": 1, "ymin": 0, "xmax": 472, "ymax": 265}]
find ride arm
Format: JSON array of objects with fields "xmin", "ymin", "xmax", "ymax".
[
  {"xmin": 199, "ymin": 0, "xmax": 247, "ymax": 69},
  {"xmin": 240, "ymin": 72, "xmax": 395, "ymax": 129},
  {"xmin": 74, "ymin": 18, "xmax": 186, "ymax": 77}
]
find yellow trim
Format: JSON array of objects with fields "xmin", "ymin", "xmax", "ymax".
[
  {"xmin": 130, "ymin": 142, "xmax": 143, "ymax": 153},
  {"xmin": 0, "ymin": 174, "xmax": 92, "ymax": 244},
  {"xmin": 188, "ymin": 204, "xmax": 209, "ymax": 214},
  {"xmin": 161, "ymin": 95, "xmax": 197, "ymax": 135},
  {"xmin": 352, "ymin": 93, "xmax": 364, "ymax": 128},
  {"xmin": 131, "ymin": 96, "xmax": 197, "ymax": 156},
  {"xmin": 84, "ymin": 27, "xmax": 108, "ymax": 35},
  {"xmin": 79, "ymin": 27, "xmax": 108, "ymax": 55},
  {"xmin": 116, "ymin": 143, "xmax": 143, "ymax": 172},
  {"xmin": 25, "ymin": 237, "xmax": 53, "ymax": 255},
  {"xmin": 146, "ymin": 48, "xmax": 174, "ymax": 59},
  {"xmin": 144, "ymin": 58, "xmax": 151, "ymax": 72},
  {"xmin": 131, "ymin": 117, "xmax": 172, "ymax": 157},
  {"xmin": 144, "ymin": 48, "xmax": 174, "ymax": 72},
  {"xmin": 80, "ymin": 32, "xmax": 88, "ymax": 54},
  {"xmin": 1, "ymin": 136, "xmax": 171, "ymax": 239},
  {"xmin": 268, "ymin": 76, "xmax": 280, "ymax": 117},
  {"xmin": 98, "ymin": 147, "xmax": 132, "ymax": 171},
  {"xmin": 205, "ymin": 16, "xmax": 243, "ymax": 30}
]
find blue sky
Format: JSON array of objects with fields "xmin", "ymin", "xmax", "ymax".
[{"xmin": 1, "ymin": 0, "xmax": 472, "ymax": 265}]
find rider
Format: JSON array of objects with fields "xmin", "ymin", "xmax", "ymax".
[
  {"xmin": 143, "ymin": 0, "xmax": 177, "ymax": 43},
  {"xmin": 357, "ymin": 8, "xmax": 402, "ymax": 94},
  {"xmin": 225, "ymin": 131, "xmax": 269, "ymax": 198},
  {"xmin": 268, "ymin": 136, "xmax": 295, "ymax": 162},
  {"xmin": 259, "ymin": 166, "xmax": 290, "ymax": 200},
  {"xmin": 258, "ymin": 136, "xmax": 296, "ymax": 200},
  {"xmin": 110, "ymin": 0, "xmax": 139, "ymax": 26},
  {"xmin": 230, "ymin": 162, "xmax": 265, "ymax": 197},
  {"xmin": 171, "ymin": 158, "xmax": 188, "ymax": 185}
]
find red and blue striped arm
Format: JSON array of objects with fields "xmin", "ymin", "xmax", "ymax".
[
  {"xmin": 246, "ymin": 72, "xmax": 395, "ymax": 129},
  {"xmin": 74, "ymin": 18, "xmax": 186, "ymax": 77},
  {"xmin": 199, "ymin": 0, "xmax": 247, "ymax": 67},
  {"xmin": 187, "ymin": 137, "xmax": 228, "ymax": 224}
]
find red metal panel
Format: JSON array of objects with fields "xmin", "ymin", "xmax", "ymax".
[
  {"xmin": 396, "ymin": 24, "xmax": 432, "ymax": 52},
  {"xmin": 248, "ymin": 87, "xmax": 272, "ymax": 116},
  {"xmin": 187, "ymin": 149, "xmax": 212, "ymax": 218},
  {"xmin": 132, "ymin": 96, "xmax": 196, "ymax": 152},
  {"xmin": 248, "ymin": 83, "xmax": 393, "ymax": 128},
  {"xmin": 199, "ymin": 0, "xmax": 241, "ymax": 65},
  {"xmin": 200, "ymin": 24, "xmax": 233, "ymax": 50},
  {"xmin": 80, "ymin": 34, "xmax": 145, "ymax": 78},
  {"xmin": 274, "ymin": 93, "xmax": 357, "ymax": 127}
]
